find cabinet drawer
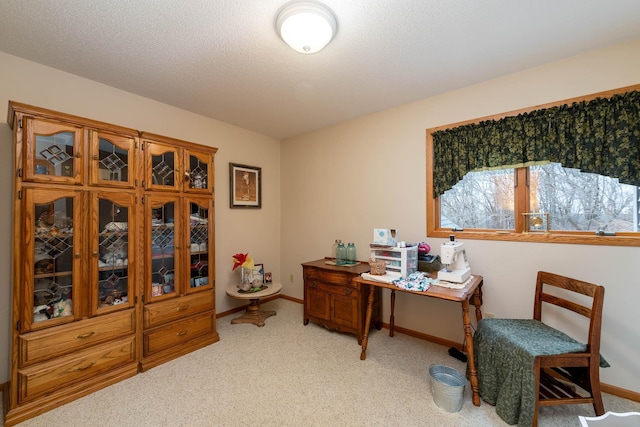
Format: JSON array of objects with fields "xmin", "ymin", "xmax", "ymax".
[
  {"xmin": 19, "ymin": 309, "xmax": 135, "ymax": 367},
  {"xmin": 144, "ymin": 311, "xmax": 214, "ymax": 356},
  {"xmin": 17, "ymin": 335, "xmax": 136, "ymax": 404},
  {"xmin": 306, "ymin": 280, "xmax": 357, "ymax": 296},
  {"xmin": 303, "ymin": 268, "xmax": 357, "ymax": 286},
  {"xmin": 144, "ymin": 291, "xmax": 213, "ymax": 329}
]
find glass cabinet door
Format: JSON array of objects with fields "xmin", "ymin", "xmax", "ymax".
[
  {"xmin": 91, "ymin": 192, "xmax": 136, "ymax": 315},
  {"xmin": 24, "ymin": 118, "xmax": 83, "ymax": 184},
  {"xmin": 144, "ymin": 140, "xmax": 181, "ymax": 192},
  {"xmin": 24, "ymin": 188, "xmax": 82, "ymax": 331},
  {"xmin": 89, "ymin": 130, "xmax": 137, "ymax": 188},
  {"xmin": 185, "ymin": 149, "xmax": 213, "ymax": 193},
  {"xmin": 186, "ymin": 196, "xmax": 214, "ymax": 294},
  {"xmin": 146, "ymin": 195, "xmax": 182, "ymax": 300}
]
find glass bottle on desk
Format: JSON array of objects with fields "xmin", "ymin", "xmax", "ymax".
[
  {"xmin": 332, "ymin": 239, "xmax": 341, "ymax": 260},
  {"xmin": 335, "ymin": 242, "xmax": 346, "ymax": 265},
  {"xmin": 346, "ymin": 243, "xmax": 356, "ymax": 264}
]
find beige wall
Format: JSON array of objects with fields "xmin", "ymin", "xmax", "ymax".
[
  {"xmin": 0, "ymin": 52, "xmax": 282, "ymax": 383},
  {"xmin": 281, "ymin": 38, "xmax": 640, "ymax": 393}
]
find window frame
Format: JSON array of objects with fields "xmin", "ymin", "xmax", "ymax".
[{"xmin": 426, "ymin": 86, "xmax": 640, "ymax": 247}]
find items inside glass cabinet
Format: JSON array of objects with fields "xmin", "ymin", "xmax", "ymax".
[
  {"xmin": 33, "ymin": 199, "xmax": 74, "ymax": 322},
  {"xmin": 151, "ymin": 203, "xmax": 176, "ymax": 295},
  {"xmin": 35, "ymin": 131, "xmax": 74, "ymax": 177},
  {"xmin": 151, "ymin": 152, "xmax": 175, "ymax": 186},
  {"xmin": 97, "ymin": 200, "xmax": 129, "ymax": 308},
  {"xmin": 189, "ymin": 202, "xmax": 209, "ymax": 288},
  {"xmin": 188, "ymin": 154, "xmax": 209, "ymax": 189},
  {"xmin": 97, "ymin": 137, "xmax": 129, "ymax": 182}
]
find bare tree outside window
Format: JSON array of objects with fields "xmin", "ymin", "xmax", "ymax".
[
  {"xmin": 532, "ymin": 163, "xmax": 637, "ymax": 232},
  {"xmin": 440, "ymin": 164, "xmax": 638, "ymax": 233},
  {"xmin": 440, "ymin": 169, "xmax": 515, "ymax": 230}
]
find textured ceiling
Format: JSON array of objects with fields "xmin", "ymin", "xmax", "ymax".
[{"xmin": 1, "ymin": 0, "xmax": 640, "ymax": 139}]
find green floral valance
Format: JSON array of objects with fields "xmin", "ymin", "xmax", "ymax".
[{"xmin": 432, "ymin": 90, "xmax": 640, "ymax": 197}]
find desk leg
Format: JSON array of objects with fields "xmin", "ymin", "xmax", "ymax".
[
  {"xmin": 389, "ymin": 289, "xmax": 395, "ymax": 337},
  {"xmin": 462, "ymin": 299, "xmax": 481, "ymax": 406},
  {"xmin": 360, "ymin": 284, "xmax": 375, "ymax": 360},
  {"xmin": 473, "ymin": 281, "xmax": 483, "ymax": 322}
]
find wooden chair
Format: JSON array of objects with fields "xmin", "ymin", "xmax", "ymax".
[
  {"xmin": 474, "ymin": 271, "xmax": 606, "ymax": 426},
  {"xmin": 533, "ymin": 271, "xmax": 606, "ymax": 424}
]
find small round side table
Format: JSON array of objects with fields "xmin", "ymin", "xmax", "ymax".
[{"xmin": 225, "ymin": 282, "xmax": 282, "ymax": 327}]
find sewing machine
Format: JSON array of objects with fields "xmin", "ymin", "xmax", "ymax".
[{"xmin": 437, "ymin": 238, "xmax": 471, "ymax": 283}]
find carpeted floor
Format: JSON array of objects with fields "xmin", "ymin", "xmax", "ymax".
[{"xmin": 4, "ymin": 298, "xmax": 640, "ymax": 426}]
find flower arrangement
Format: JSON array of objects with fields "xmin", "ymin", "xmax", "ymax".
[
  {"xmin": 232, "ymin": 252, "xmax": 254, "ymax": 271},
  {"xmin": 233, "ymin": 252, "xmax": 262, "ymax": 292}
]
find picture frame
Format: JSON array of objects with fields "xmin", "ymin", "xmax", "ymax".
[
  {"xmin": 253, "ymin": 263, "xmax": 265, "ymax": 285},
  {"xmin": 230, "ymin": 163, "xmax": 262, "ymax": 208},
  {"xmin": 35, "ymin": 159, "xmax": 52, "ymax": 176}
]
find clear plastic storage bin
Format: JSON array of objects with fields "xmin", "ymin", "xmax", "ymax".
[{"xmin": 369, "ymin": 245, "xmax": 418, "ymax": 278}]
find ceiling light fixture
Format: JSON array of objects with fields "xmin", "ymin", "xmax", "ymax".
[{"xmin": 276, "ymin": 1, "xmax": 337, "ymax": 54}]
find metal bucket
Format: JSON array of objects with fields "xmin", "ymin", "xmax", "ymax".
[{"xmin": 429, "ymin": 364, "xmax": 466, "ymax": 412}]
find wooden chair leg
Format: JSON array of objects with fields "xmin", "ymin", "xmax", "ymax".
[{"xmin": 590, "ymin": 364, "xmax": 605, "ymax": 415}]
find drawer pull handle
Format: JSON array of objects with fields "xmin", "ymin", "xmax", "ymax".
[
  {"xmin": 176, "ymin": 305, "xmax": 189, "ymax": 311},
  {"xmin": 75, "ymin": 331, "xmax": 96, "ymax": 339},
  {"xmin": 176, "ymin": 330, "xmax": 188, "ymax": 336},
  {"xmin": 310, "ymin": 282, "xmax": 317, "ymax": 288},
  {"xmin": 74, "ymin": 362, "xmax": 95, "ymax": 372},
  {"xmin": 344, "ymin": 288, "xmax": 353, "ymax": 295}
]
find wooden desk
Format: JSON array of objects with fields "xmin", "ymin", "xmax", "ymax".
[{"xmin": 353, "ymin": 274, "xmax": 484, "ymax": 406}]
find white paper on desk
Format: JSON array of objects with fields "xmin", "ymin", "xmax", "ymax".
[{"xmin": 361, "ymin": 272, "xmax": 402, "ymax": 284}]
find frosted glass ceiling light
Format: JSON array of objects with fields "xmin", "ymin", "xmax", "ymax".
[{"xmin": 276, "ymin": 2, "xmax": 337, "ymax": 54}]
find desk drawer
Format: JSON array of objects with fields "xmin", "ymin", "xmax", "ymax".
[
  {"xmin": 143, "ymin": 311, "xmax": 214, "ymax": 356},
  {"xmin": 19, "ymin": 309, "xmax": 135, "ymax": 367},
  {"xmin": 144, "ymin": 291, "xmax": 213, "ymax": 329},
  {"xmin": 304, "ymin": 268, "xmax": 357, "ymax": 287},
  {"xmin": 18, "ymin": 335, "xmax": 136, "ymax": 404},
  {"xmin": 306, "ymin": 280, "xmax": 357, "ymax": 296}
]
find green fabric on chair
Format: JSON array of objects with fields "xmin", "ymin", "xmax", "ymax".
[{"xmin": 474, "ymin": 318, "xmax": 609, "ymax": 427}]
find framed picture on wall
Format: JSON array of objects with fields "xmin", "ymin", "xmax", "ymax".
[{"xmin": 229, "ymin": 163, "xmax": 262, "ymax": 208}]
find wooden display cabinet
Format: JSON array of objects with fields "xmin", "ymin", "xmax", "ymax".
[
  {"xmin": 302, "ymin": 259, "xmax": 381, "ymax": 344},
  {"xmin": 139, "ymin": 133, "xmax": 217, "ymax": 371},
  {"xmin": 6, "ymin": 102, "xmax": 218, "ymax": 426}
]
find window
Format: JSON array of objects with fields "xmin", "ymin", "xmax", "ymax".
[{"xmin": 427, "ymin": 85, "xmax": 640, "ymax": 246}]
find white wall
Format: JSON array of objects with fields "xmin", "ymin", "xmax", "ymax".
[
  {"xmin": 0, "ymin": 52, "xmax": 282, "ymax": 383},
  {"xmin": 281, "ymin": 38, "xmax": 640, "ymax": 393}
]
